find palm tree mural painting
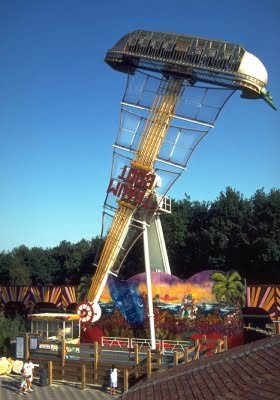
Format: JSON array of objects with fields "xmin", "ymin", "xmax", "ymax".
[{"xmin": 210, "ymin": 271, "xmax": 246, "ymax": 307}]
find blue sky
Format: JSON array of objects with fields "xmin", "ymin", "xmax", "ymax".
[{"xmin": 0, "ymin": 0, "xmax": 279, "ymax": 252}]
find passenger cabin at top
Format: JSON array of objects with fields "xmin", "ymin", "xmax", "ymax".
[{"xmin": 105, "ymin": 29, "xmax": 270, "ymax": 103}]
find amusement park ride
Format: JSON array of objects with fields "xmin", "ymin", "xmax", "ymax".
[{"xmin": 76, "ymin": 30, "xmax": 275, "ymax": 348}]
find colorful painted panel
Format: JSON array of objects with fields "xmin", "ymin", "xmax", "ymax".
[
  {"xmin": 95, "ymin": 270, "xmax": 245, "ymax": 348},
  {"xmin": 0, "ymin": 286, "xmax": 30, "ymax": 306},
  {"xmin": 61, "ymin": 287, "xmax": 77, "ymax": 309},
  {"xmin": 0, "ymin": 286, "xmax": 77, "ymax": 312},
  {"xmin": 246, "ymin": 285, "xmax": 280, "ymax": 319}
]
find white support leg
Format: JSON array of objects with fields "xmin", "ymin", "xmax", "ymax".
[
  {"xmin": 143, "ymin": 222, "xmax": 156, "ymax": 350},
  {"xmin": 146, "ymin": 213, "xmax": 171, "ymax": 274},
  {"xmin": 154, "ymin": 214, "xmax": 171, "ymax": 274}
]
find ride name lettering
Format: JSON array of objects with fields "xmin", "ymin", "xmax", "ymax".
[{"xmin": 107, "ymin": 165, "xmax": 156, "ymax": 208}]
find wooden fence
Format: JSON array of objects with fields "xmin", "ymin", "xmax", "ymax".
[
  {"xmin": 243, "ymin": 323, "xmax": 276, "ymax": 336},
  {"xmin": 22, "ymin": 334, "xmax": 227, "ymax": 392}
]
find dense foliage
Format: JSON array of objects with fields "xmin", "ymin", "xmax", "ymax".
[
  {"xmin": 0, "ymin": 188, "xmax": 279, "ymax": 289},
  {"xmin": 0, "ymin": 313, "xmax": 27, "ymax": 356},
  {"xmin": 161, "ymin": 187, "xmax": 279, "ymax": 284}
]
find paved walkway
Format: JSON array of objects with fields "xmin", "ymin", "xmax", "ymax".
[{"xmin": 0, "ymin": 375, "xmax": 122, "ymax": 399}]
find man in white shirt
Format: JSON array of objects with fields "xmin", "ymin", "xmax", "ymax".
[
  {"xmin": 110, "ymin": 364, "xmax": 120, "ymax": 395},
  {"xmin": 23, "ymin": 358, "xmax": 35, "ymax": 392}
]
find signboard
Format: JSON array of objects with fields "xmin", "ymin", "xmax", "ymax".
[
  {"xmin": 38, "ymin": 342, "xmax": 59, "ymax": 352},
  {"xmin": 16, "ymin": 336, "xmax": 25, "ymax": 359},
  {"xmin": 39, "ymin": 342, "xmax": 51, "ymax": 350},
  {"xmin": 29, "ymin": 337, "xmax": 38, "ymax": 351}
]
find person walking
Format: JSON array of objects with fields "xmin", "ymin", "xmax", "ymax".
[
  {"xmin": 23, "ymin": 357, "xmax": 35, "ymax": 392},
  {"xmin": 109, "ymin": 364, "xmax": 120, "ymax": 395}
]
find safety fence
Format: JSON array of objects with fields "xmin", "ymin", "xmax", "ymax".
[
  {"xmin": 101, "ymin": 336, "xmax": 194, "ymax": 353},
  {"xmin": 18, "ymin": 333, "xmax": 228, "ymax": 392}
]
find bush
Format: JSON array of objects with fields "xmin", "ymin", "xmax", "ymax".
[{"xmin": 0, "ymin": 313, "xmax": 27, "ymax": 356}]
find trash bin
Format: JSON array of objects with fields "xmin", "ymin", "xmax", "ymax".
[{"xmin": 39, "ymin": 368, "xmax": 48, "ymax": 387}]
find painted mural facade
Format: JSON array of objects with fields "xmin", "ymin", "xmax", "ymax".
[
  {"xmin": 2, "ymin": 272, "xmax": 278, "ymax": 346},
  {"xmin": 93, "ymin": 270, "xmax": 245, "ymax": 348}
]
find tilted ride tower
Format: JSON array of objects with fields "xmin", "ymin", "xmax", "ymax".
[{"xmin": 77, "ymin": 30, "xmax": 275, "ymax": 347}]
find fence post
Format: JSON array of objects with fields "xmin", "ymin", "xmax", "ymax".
[
  {"xmin": 25, "ymin": 332, "xmax": 30, "ymax": 360},
  {"xmin": 48, "ymin": 361, "xmax": 53, "ymax": 386},
  {"xmin": 81, "ymin": 364, "xmax": 86, "ymax": 390},
  {"xmin": 173, "ymin": 351, "xmax": 179, "ymax": 366},
  {"xmin": 124, "ymin": 369, "xmax": 129, "ymax": 392},
  {"xmin": 184, "ymin": 347, "xmax": 190, "ymax": 363},
  {"xmin": 157, "ymin": 349, "xmax": 162, "ymax": 366},
  {"xmin": 202, "ymin": 334, "xmax": 206, "ymax": 350},
  {"xmin": 134, "ymin": 344, "xmax": 139, "ymax": 364},
  {"xmin": 147, "ymin": 349, "xmax": 151, "ymax": 380},
  {"xmin": 223, "ymin": 336, "xmax": 228, "ymax": 351},
  {"xmin": 94, "ymin": 341, "xmax": 98, "ymax": 384},
  {"xmin": 194, "ymin": 339, "xmax": 200, "ymax": 360},
  {"xmin": 134, "ymin": 344, "xmax": 139, "ymax": 379},
  {"xmin": 217, "ymin": 339, "xmax": 222, "ymax": 353},
  {"xmin": 273, "ymin": 319, "xmax": 279, "ymax": 334},
  {"xmin": 61, "ymin": 339, "xmax": 65, "ymax": 378}
]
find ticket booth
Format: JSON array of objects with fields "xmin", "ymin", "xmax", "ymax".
[{"xmin": 28, "ymin": 313, "xmax": 80, "ymax": 342}]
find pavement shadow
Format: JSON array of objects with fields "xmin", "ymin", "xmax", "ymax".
[{"xmin": 1, "ymin": 378, "xmax": 20, "ymax": 394}]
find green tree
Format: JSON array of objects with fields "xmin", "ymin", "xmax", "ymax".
[
  {"xmin": 51, "ymin": 238, "xmax": 100, "ymax": 285},
  {"xmin": 205, "ymin": 187, "xmax": 251, "ymax": 270},
  {"xmin": 247, "ymin": 188, "xmax": 280, "ymax": 283},
  {"xmin": 181, "ymin": 199, "xmax": 210, "ymax": 276},
  {"xmin": 1, "ymin": 187, "xmax": 279, "ymax": 286},
  {"xmin": 161, "ymin": 195, "xmax": 194, "ymax": 278},
  {"xmin": 0, "ymin": 313, "xmax": 27, "ymax": 356},
  {"xmin": 9, "ymin": 256, "xmax": 31, "ymax": 286},
  {"xmin": 28, "ymin": 247, "xmax": 57, "ymax": 285},
  {"xmin": 0, "ymin": 251, "xmax": 12, "ymax": 284}
]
